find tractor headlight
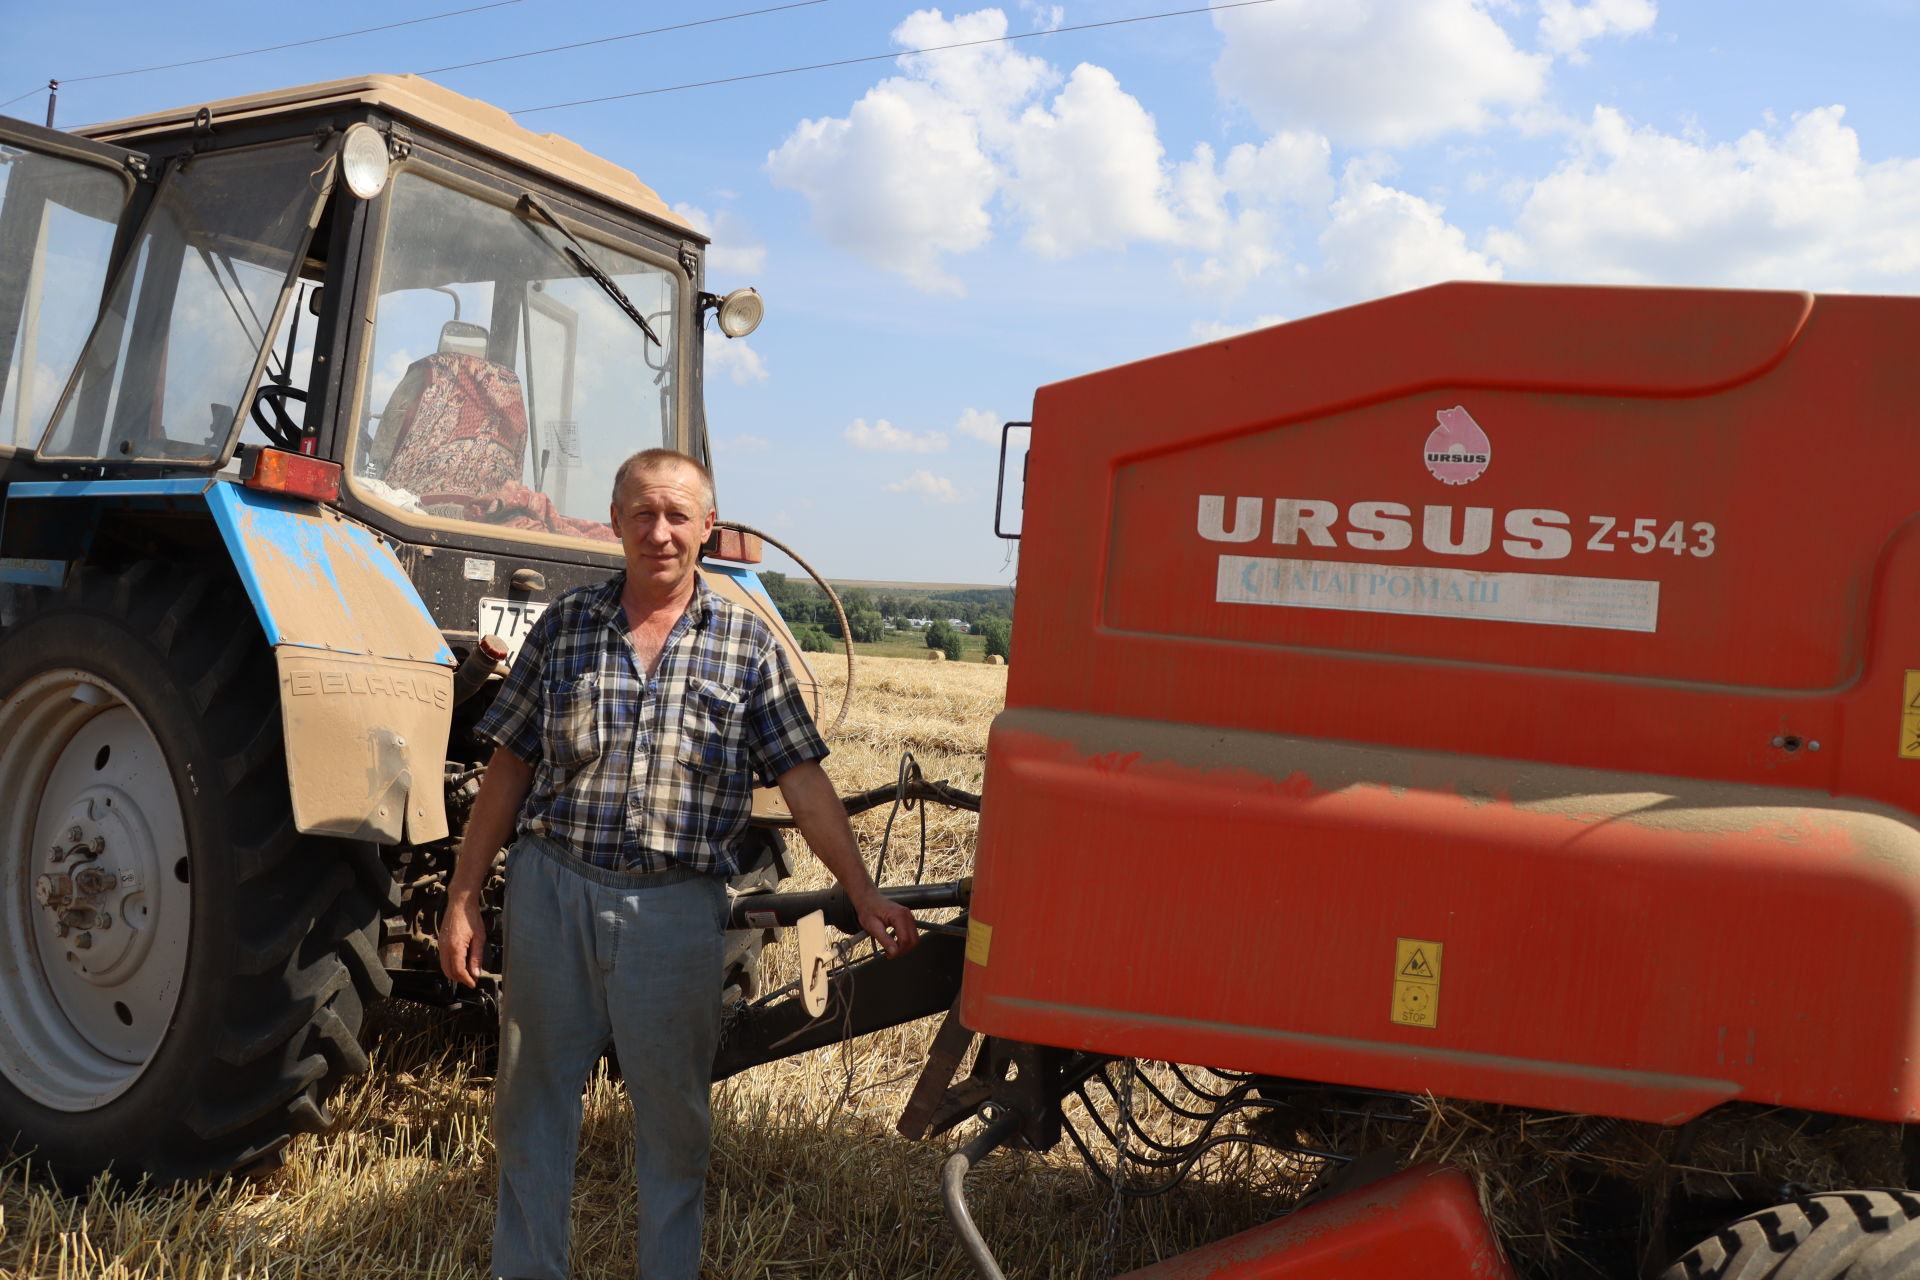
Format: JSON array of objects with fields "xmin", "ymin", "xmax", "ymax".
[
  {"xmin": 715, "ymin": 287, "xmax": 763, "ymax": 339},
  {"xmin": 340, "ymin": 123, "xmax": 392, "ymax": 200}
]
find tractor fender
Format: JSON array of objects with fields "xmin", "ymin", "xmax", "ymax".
[{"xmin": 0, "ymin": 477, "xmax": 452, "ymax": 845}]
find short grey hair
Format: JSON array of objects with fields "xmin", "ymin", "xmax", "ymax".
[{"xmin": 610, "ymin": 448, "xmax": 715, "ymax": 513}]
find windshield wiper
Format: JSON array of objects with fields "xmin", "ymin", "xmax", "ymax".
[{"xmin": 518, "ymin": 192, "xmax": 661, "ymax": 347}]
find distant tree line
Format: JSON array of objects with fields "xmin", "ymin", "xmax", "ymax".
[{"xmin": 758, "ymin": 573, "xmax": 1013, "ymax": 660}]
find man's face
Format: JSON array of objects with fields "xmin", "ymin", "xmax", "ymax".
[{"xmin": 609, "ymin": 462, "xmax": 716, "ymax": 598}]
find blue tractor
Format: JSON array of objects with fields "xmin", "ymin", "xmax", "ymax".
[{"xmin": 0, "ymin": 76, "xmax": 802, "ymax": 1183}]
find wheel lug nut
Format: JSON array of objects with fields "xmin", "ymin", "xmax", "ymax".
[
  {"xmin": 74, "ymin": 867, "xmax": 116, "ymax": 895},
  {"xmin": 61, "ymin": 906, "xmax": 97, "ymax": 930},
  {"xmin": 66, "ymin": 826, "xmax": 83, "ymax": 843}
]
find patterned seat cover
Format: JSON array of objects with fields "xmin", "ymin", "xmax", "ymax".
[{"xmin": 376, "ymin": 352, "xmax": 528, "ymax": 502}]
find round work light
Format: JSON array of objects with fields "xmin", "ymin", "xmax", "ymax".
[
  {"xmin": 716, "ymin": 287, "xmax": 764, "ymax": 339},
  {"xmin": 340, "ymin": 123, "xmax": 392, "ymax": 200}
]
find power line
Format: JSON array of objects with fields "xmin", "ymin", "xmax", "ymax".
[
  {"xmin": 62, "ymin": 0, "xmax": 524, "ymax": 86},
  {"xmin": 418, "ymin": 0, "xmax": 829, "ymax": 76},
  {"xmin": 0, "ymin": 85, "xmax": 42, "ymax": 112},
  {"xmin": 513, "ymin": 0, "xmax": 1278, "ymax": 116}
]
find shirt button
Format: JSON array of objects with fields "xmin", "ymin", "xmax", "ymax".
[{"xmin": 647, "ymin": 681, "xmax": 658, "ymax": 694}]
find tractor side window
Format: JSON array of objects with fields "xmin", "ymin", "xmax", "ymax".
[
  {"xmin": 352, "ymin": 170, "xmax": 679, "ymax": 544},
  {"xmin": 0, "ymin": 143, "xmax": 129, "ymax": 449},
  {"xmin": 39, "ymin": 142, "xmax": 326, "ymax": 464}
]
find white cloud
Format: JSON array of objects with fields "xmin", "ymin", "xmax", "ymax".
[
  {"xmin": 954, "ymin": 407, "xmax": 1001, "ymax": 442},
  {"xmin": 1487, "ymin": 106, "xmax": 1920, "ymax": 291},
  {"xmin": 1019, "ymin": 1, "xmax": 1063, "ymax": 30},
  {"xmin": 705, "ymin": 335, "xmax": 768, "ymax": 385},
  {"xmin": 672, "ymin": 203, "xmax": 768, "ymax": 277},
  {"xmin": 768, "ymin": 74, "xmax": 1005, "ymax": 292},
  {"xmin": 1317, "ymin": 161, "xmax": 1503, "ymax": 302},
  {"xmin": 777, "ymin": 5, "xmax": 1564, "ymax": 297},
  {"xmin": 1538, "ymin": 0, "xmax": 1657, "ymax": 63},
  {"xmin": 766, "ymin": 8, "xmax": 1070, "ymax": 292},
  {"xmin": 887, "ymin": 469, "xmax": 963, "ymax": 502},
  {"xmin": 845, "ymin": 417, "xmax": 949, "ymax": 452},
  {"xmin": 1211, "ymin": 0, "xmax": 1549, "ymax": 148},
  {"xmin": 769, "ymin": 9, "xmax": 1204, "ymax": 287},
  {"xmin": 1189, "ymin": 314, "xmax": 1289, "ymax": 343},
  {"xmin": 1171, "ymin": 131, "xmax": 1334, "ymax": 291},
  {"xmin": 1004, "ymin": 63, "xmax": 1181, "ymax": 256}
]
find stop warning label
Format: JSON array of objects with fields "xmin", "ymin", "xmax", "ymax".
[{"xmin": 1392, "ymin": 937, "xmax": 1443, "ymax": 1030}]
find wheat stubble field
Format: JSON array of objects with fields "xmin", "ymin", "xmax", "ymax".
[{"xmin": 0, "ymin": 656, "xmax": 1291, "ymax": 1280}]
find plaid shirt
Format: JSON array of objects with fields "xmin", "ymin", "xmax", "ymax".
[{"xmin": 475, "ymin": 574, "xmax": 827, "ymax": 875}]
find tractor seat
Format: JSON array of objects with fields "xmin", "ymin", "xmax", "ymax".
[{"xmin": 371, "ymin": 348, "xmax": 529, "ymax": 513}]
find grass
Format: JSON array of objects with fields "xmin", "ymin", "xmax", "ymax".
[
  {"xmin": 0, "ymin": 656, "xmax": 1282, "ymax": 1280},
  {"xmin": 809, "ymin": 628, "xmax": 1000, "ymax": 664},
  {"xmin": 849, "ymin": 629, "xmax": 992, "ymax": 662}
]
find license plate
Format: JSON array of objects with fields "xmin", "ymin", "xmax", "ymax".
[{"xmin": 477, "ymin": 597, "xmax": 547, "ymax": 662}]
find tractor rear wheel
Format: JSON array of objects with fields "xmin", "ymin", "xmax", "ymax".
[
  {"xmin": 0, "ymin": 562, "xmax": 392, "ymax": 1183},
  {"xmin": 1662, "ymin": 1190, "xmax": 1920, "ymax": 1280}
]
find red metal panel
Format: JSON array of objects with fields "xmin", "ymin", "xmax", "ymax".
[
  {"xmin": 1118, "ymin": 1165, "xmax": 1511, "ymax": 1280},
  {"xmin": 967, "ymin": 283, "xmax": 1920, "ymax": 1122}
]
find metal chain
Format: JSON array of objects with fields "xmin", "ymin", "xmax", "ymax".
[{"xmin": 1097, "ymin": 1059, "xmax": 1136, "ymax": 1278}]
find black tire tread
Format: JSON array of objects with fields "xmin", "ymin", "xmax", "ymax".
[
  {"xmin": 1664, "ymin": 1190, "xmax": 1920, "ymax": 1280},
  {"xmin": 1850, "ymin": 1214, "xmax": 1920, "ymax": 1278},
  {"xmin": 0, "ymin": 562, "xmax": 393, "ymax": 1184}
]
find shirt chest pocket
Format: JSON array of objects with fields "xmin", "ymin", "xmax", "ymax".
[
  {"xmin": 677, "ymin": 678, "xmax": 747, "ymax": 775},
  {"xmin": 544, "ymin": 671, "xmax": 601, "ymax": 769}
]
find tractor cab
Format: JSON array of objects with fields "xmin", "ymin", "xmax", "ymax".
[{"xmin": 0, "ymin": 75, "xmax": 779, "ymax": 661}]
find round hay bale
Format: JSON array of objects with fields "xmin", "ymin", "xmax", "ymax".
[
  {"xmin": 927, "ymin": 650, "xmax": 945, "ymax": 661},
  {"xmin": 986, "ymin": 654, "xmax": 1005, "ymax": 666}
]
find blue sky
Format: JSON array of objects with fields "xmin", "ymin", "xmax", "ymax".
[{"xmin": 6, "ymin": 1, "xmax": 1918, "ymax": 585}]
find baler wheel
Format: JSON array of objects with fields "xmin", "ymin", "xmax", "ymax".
[
  {"xmin": 1662, "ymin": 1189, "xmax": 1920, "ymax": 1279},
  {"xmin": 0, "ymin": 563, "xmax": 391, "ymax": 1184}
]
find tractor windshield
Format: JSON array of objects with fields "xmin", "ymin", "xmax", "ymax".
[
  {"xmin": 38, "ymin": 141, "xmax": 327, "ymax": 464},
  {"xmin": 350, "ymin": 170, "xmax": 681, "ymax": 544}
]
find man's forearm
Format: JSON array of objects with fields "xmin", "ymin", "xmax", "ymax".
[
  {"xmin": 450, "ymin": 747, "xmax": 535, "ymax": 898},
  {"xmin": 776, "ymin": 760, "xmax": 875, "ymax": 893}
]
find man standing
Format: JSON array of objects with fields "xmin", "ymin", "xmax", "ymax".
[{"xmin": 438, "ymin": 448, "xmax": 918, "ymax": 1280}]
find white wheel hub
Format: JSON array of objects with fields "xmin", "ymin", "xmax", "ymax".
[{"xmin": 1, "ymin": 671, "xmax": 191, "ymax": 1111}]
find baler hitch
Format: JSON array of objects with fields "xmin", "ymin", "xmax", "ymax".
[{"xmin": 726, "ymin": 877, "xmax": 971, "ymax": 934}]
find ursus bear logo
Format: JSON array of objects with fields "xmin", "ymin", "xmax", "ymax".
[{"xmin": 1423, "ymin": 405, "xmax": 1491, "ymax": 485}]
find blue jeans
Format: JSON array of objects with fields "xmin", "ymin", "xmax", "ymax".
[{"xmin": 490, "ymin": 835, "xmax": 729, "ymax": 1280}]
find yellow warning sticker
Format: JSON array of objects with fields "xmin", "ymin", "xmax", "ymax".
[
  {"xmin": 1902, "ymin": 671, "xmax": 1920, "ymax": 760},
  {"xmin": 1391, "ymin": 937, "xmax": 1443, "ymax": 1030},
  {"xmin": 966, "ymin": 919, "xmax": 993, "ymax": 967}
]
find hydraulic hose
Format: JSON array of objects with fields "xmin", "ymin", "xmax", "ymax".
[
  {"xmin": 716, "ymin": 519, "xmax": 853, "ymax": 735},
  {"xmin": 942, "ymin": 1105, "xmax": 1024, "ymax": 1280}
]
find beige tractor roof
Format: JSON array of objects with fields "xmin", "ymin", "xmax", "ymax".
[{"xmin": 79, "ymin": 73, "xmax": 696, "ymax": 234}]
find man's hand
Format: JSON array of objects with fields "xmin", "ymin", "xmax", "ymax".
[
  {"xmin": 439, "ymin": 891, "xmax": 488, "ymax": 988},
  {"xmin": 853, "ymin": 885, "xmax": 920, "ymax": 958},
  {"xmin": 437, "ymin": 747, "xmax": 534, "ymax": 990},
  {"xmin": 778, "ymin": 759, "xmax": 922, "ymax": 958}
]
